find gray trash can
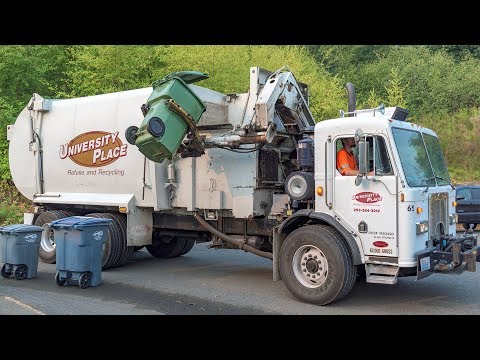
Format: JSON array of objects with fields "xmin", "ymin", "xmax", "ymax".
[
  {"xmin": 0, "ymin": 224, "xmax": 43, "ymax": 280},
  {"xmin": 50, "ymin": 216, "xmax": 112, "ymax": 288}
]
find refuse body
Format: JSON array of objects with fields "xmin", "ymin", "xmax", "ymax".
[
  {"xmin": 0, "ymin": 224, "xmax": 43, "ymax": 280},
  {"xmin": 49, "ymin": 216, "xmax": 112, "ymax": 288}
]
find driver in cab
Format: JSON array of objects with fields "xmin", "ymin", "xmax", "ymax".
[{"xmin": 337, "ymin": 137, "xmax": 373, "ymax": 176}]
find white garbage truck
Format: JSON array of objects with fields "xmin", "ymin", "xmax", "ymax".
[{"xmin": 7, "ymin": 66, "xmax": 479, "ymax": 305}]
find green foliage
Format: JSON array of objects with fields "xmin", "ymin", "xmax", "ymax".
[
  {"xmin": 362, "ymin": 88, "xmax": 382, "ymax": 108},
  {"xmin": 312, "ymin": 45, "xmax": 480, "ymax": 117},
  {"xmin": 64, "ymin": 45, "xmax": 345, "ymax": 120},
  {"xmin": 0, "ymin": 98, "xmax": 17, "ymax": 181},
  {"xmin": 62, "ymin": 46, "xmax": 168, "ymax": 97},
  {"xmin": 0, "ymin": 181, "xmax": 31, "ymax": 226},
  {"xmin": 415, "ymin": 107, "xmax": 480, "ymax": 183},
  {"xmin": 385, "ymin": 67, "xmax": 407, "ymax": 108}
]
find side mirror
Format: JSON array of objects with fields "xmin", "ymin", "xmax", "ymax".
[
  {"xmin": 354, "ymin": 128, "xmax": 364, "ymax": 145},
  {"xmin": 358, "ymin": 139, "xmax": 369, "ymax": 175},
  {"xmin": 355, "ymin": 174, "xmax": 363, "ymax": 186},
  {"xmin": 456, "ymin": 195, "xmax": 465, "ymax": 201}
]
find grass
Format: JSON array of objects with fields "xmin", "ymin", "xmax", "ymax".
[{"xmin": 0, "ymin": 181, "xmax": 33, "ymax": 226}]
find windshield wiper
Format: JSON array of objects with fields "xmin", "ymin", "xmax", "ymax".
[
  {"xmin": 434, "ymin": 175, "xmax": 455, "ymax": 190},
  {"xmin": 422, "ymin": 175, "xmax": 455, "ymax": 194},
  {"xmin": 421, "ymin": 176, "xmax": 436, "ymax": 194}
]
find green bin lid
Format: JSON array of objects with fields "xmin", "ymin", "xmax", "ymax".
[
  {"xmin": 50, "ymin": 216, "xmax": 112, "ymax": 230},
  {"xmin": 152, "ymin": 71, "xmax": 209, "ymax": 88},
  {"xmin": 0, "ymin": 224, "xmax": 44, "ymax": 234}
]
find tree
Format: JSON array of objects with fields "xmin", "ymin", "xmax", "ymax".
[
  {"xmin": 385, "ymin": 67, "xmax": 407, "ymax": 108},
  {"xmin": 363, "ymin": 88, "xmax": 382, "ymax": 109}
]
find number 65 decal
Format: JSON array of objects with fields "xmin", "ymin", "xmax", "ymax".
[{"xmin": 407, "ymin": 205, "xmax": 415, "ymax": 211}]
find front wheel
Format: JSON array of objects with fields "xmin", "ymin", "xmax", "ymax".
[
  {"xmin": 55, "ymin": 271, "xmax": 65, "ymax": 286},
  {"xmin": 1, "ymin": 264, "xmax": 11, "ymax": 278},
  {"xmin": 279, "ymin": 224, "xmax": 357, "ymax": 305}
]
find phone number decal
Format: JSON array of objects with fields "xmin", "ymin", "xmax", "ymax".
[{"xmin": 354, "ymin": 208, "xmax": 380, "ymax": 213}]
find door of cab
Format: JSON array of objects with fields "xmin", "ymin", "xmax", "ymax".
[{"xmin": 333, "ymin": 135, "xmax": 398, "ymax": 257}]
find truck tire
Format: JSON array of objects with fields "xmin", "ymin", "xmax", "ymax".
[
  {"xmin": 279, "ymin": 224, "xmax": 357, "ymax": 305},
  {"xmin": 85, "ymin": 213, "xmax": 122, "ymax": 270},
  {"xmin": 86, "ymin": 213, "xmax": 133, "ymax": 270},
  {"xmin": 34, "ymin": 210, "xmax": 76, "ymax": 264},
  {"xmin": 179, "ymin": 238, "xmax": 195, "ymax": 256},
  {"xmin": 146, "ymin": 233, "xmax": 187, "ymax": 258},
  {"xmin": 110, "ymin": 213, "xmax": 133, "ymax": 267}
]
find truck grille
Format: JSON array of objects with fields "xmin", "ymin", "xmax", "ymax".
[{"xmin": 429, "ymin": 192, "xmax": 449, "ymax": 239}]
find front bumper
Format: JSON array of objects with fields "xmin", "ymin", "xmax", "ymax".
[{"xmin": 416, "ymin": 232, "xmax": 479, "ymax": 280}]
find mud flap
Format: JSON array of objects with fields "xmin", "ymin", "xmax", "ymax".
[{"xmin": 416, "ymin": 248, "xmax": 434, "ymax": 280}]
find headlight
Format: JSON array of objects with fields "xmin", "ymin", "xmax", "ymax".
[{"xmin": 416, "ymin": 221, "xmax": 429, "ymax": 234}]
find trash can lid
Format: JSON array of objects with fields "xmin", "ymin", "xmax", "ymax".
[
  {"xmin": 50, "ymin": 216, "xmax": 112, "ymax": 229},
  {"xmin": 0, "ymin": 224, "xmax": 44, "ymax": 234},
  {"xmin": 153, "ymin": 71, "xmax": 209, "ymax": 88}
]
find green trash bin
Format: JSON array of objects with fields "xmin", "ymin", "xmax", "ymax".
[{"xmin": 133, "ymin": 71, "xmax": 208, "ymax": 163}]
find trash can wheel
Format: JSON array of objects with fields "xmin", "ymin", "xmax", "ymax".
[
  {"xmin": 55, "ymin": 271, "xmax": 65, "ymax": 286},
  {"xmin": 79, "ymin": 272, "xmax": 91, "ymax": 289},
  {"xmin": 1, "ymin": 264, "xmax": 11, "ymax": 278},
  {"xmin": 13, "ymin": 264, "xmax": 27, "ymax": 280}
]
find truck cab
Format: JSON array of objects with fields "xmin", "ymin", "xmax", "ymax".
[
  {"xmin": 277, "ymin": 105, "xmax": 478, "ymax": 305},
  {"xmin": 319, "ymin": 106, "xmax": 457, "ymax": 272}
]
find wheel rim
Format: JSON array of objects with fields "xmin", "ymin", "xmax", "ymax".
[
  {"xmin": 80, "ymin": 273, "xmax": 91, "ymax": 288},
  {"xmin": 292, "ymin": 245, "xmax": 329, "ymax": 288},
  {"xmin": 15, "ymin": 265, "xmax": 27, "ymax": 279},
  {"xmin": 41, "ymin": 226, "xmax": 55, "ymax": 252},
  {"xmin": 1, "ymin": 264, "xmax": 10, "ymax": 277}
]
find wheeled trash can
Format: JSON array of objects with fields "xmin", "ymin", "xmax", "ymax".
[
  {"xmin": 126, "ymin": 71, "xmax": 208, "ymax": 163},
  {"xmin": 0, "ymin": 224, "xmax": 43, "ymax": 280},
  {"xmin": 49, "ymin": 216, "xmax": 112, "ymax": 288}
]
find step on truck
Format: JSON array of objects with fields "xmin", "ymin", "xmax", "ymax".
[{"xmin": 7, "ymin": 66, "xmax": 479, "ymax": 305}]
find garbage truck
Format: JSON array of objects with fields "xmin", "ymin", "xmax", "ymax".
[{"xmin": 7, "ymin": 66, "xmax": 479, "ymax": 305}]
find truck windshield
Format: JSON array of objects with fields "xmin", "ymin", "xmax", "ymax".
[
  {"xmin": 392, "ymin": 127, "xmax": 450, "ymax": 188},
  {"xmin": 422, "ymin": 133, "xmax": 451, "ymax": 186}
]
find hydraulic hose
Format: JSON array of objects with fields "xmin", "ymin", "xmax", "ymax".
[{"xmin": 193, "ymin": 213, "xmax": 273, "ymax": 260}]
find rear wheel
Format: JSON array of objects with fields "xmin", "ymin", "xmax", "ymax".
[
  {"xmin": 78, "ymin": 272, "xmax": 91, "ymax": 289},
  {"xmin": 178, "ymin": 238, "xmax": 196, "ymax": 256},
  {"xmin": 13, "ymin": 264, "xmax": 28, "ymax": 280},
  {"xmin": 146, "ymin": 232, "xmax": 187, "ymax": 259},
  {"xmin": 34, "ymin": 210, "xmax": 76, "ymax": 264},
  {"xmin": 85, "ymin": 213, "xmax": 129, "ymax": 270},
  {"xmin": 463, "ymin": 223, "xmax": 477, "ymax": 230},
  {"xmin": 279, "ymin": 224, "xmax": 357, "ymax": 305}
]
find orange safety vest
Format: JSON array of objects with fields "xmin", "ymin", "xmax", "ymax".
[{"xmin": 336, "ymin": 148, "xmax": 357, "ymax": 175}]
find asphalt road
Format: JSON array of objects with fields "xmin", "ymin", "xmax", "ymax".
[{"xmin": 1, "ymin": 232, "xmax": 480, "ymax": 315}]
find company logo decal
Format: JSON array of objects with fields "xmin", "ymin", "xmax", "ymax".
[
  {"xmin": 353, "ymin": 192, "xmax": 382, "ymax": 203},
  {"xmin": 93, "ymin": 230, "xmax": 104, "ymax": 241},
  {"xmin": 25, "ymin": 233, "xmax": 38, "ymax": 242},
  {"xmin": 59, "ymin": 131, "xmax": 127, "ymax": 167},
  {"xmin": 373, "ymin": 241, "xmax": 388, "ymax": 248}
]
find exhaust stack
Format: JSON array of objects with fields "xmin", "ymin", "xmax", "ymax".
[{"xmin": 345, "ymin": 82, "xmax": 356, "ymax": 117}]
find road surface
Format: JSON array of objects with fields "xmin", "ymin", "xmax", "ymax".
[{"xmin": 1, "ymin": 236, "xmax": 480, "ymax": 315}]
